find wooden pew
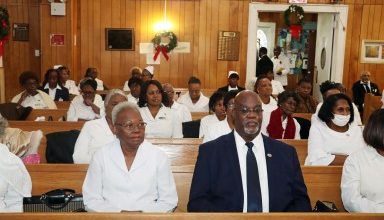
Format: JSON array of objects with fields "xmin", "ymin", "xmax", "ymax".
[
  {"xmin": 191, "ymin": 112, "xmax": 209, "ymax": 121},
  {"xmin": 8, "ymin": 121, "xmax": 84, "ymax": 134},
  {"xmin": 174, "ymin": 88, "xmax": 217, "ymax": 99},
  {"xmin": 1, "ymin": 213, "xmax": 384, "ymax": 220},
  {"xmin": 26, "ymin": 164, "xmax": 345, "ymax": 212},
  {"xmin": 55, "ymin": 101, "xmax": 71, "ymax": 109},
  {"xmin": 26, "ymin": 109, "xmax": 68, "ymax": 121},
  {"xmin": 363, "ymin": 94, "xmax": 382, "ymax": 125},
  {"xmin": 292, "ymin": 113, "xmax": 312, "ymax": 121}
]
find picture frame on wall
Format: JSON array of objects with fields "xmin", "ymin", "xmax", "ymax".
[
  {"xmin": 360, "ymin": 40, "xmax": 384, "ymax": 64},
  {"xmin": 105, "ymin": 28, "xmax": 135, "ymax": 51}
]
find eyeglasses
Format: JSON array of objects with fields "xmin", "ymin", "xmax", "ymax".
[
  {"xmin": 147, "ymin": 90, "xmax": 161, "ymax": 95},
  {"xmin": 235, "ymin": 106, "xmax": 263, "ymax": 115},
  {"xmin": 226, "ymin": 103, "xmax": 235, "ymax": 109},
  {"xmin": 115, "ymin": 122, "xmax": 147, "ymax": 130}
]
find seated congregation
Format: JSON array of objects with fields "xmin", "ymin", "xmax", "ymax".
[{"xmin": 0, "ymin": 64, "xmax": 384, "ymax": 215}]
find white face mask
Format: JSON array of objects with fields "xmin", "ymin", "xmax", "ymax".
[{"xmin": 332, "ymin": 114, "xmax": 350, "ymax": 127}]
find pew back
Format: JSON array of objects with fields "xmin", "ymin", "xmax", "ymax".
[
  {"xmin": 363, "ymin": 94, "xmax": 382, "ymax": 125},
  {"xmin": 26, "ymin": 165, "xmax": 344, "ymax": 212},
  {"xmin": 26, "ymin": 109, "xmax": 68, "ymax": 121}
]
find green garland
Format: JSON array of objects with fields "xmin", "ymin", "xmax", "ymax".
[
  {"xmin": 284, "ymin": 5, "xmax": 304, "ymax": 26},
  {"xmin": 0, "ymin": 6, "xmax": 10, "ymax": 40},
  {"xmin": 151, "ymin": 31, "xmax": 178, "ymax": 53}
]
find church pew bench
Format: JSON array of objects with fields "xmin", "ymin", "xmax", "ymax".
[
  {"xmin": 26, "ymin": 109, "xmax": 68, "ymax": 121},
  {"xmin": 174, "ymin": 88, "xmax": 217, "ymax": 99},
  {"xmin": 363, "ymin": 94, "xmax": 382, "ymax": 125},
  {"xmin": 2, "ymin": 213, "xmax": 384, "ymax": 220},
  {"xmin": 55, "ymin": 101, "xmax": 71, "ymax": 109},
  {"xmin": 8, "ymin": 121, "xmax": 85, "ymax": 133},
  {"xmin": 26, "ymin": 164, "xmax": 345, "ymax": 212},
  {"xmin": 292, "ymin": 113, "xmax": 312, "ymax": 121}
]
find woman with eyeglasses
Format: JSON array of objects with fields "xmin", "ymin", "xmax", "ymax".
[
  {"xmin": 138, "ymin": 80, "xmax": 183, "ymax": 138},
  {"xmin": 67, "ymin": 78, "xmax": 105, "ymax": 121},
  {"xmin": 82, "ymin": 102, "xmax": 178, "ymax": 212},
  {"xmin": 305, "ymin": 93, "xmax": 366, "ymax": 166},
  {"xmin": 262, "ymin": 91, "xmax": 301, "ymax": 140},
  {"xmin": 11, "ymin": 71, "xmax": 57, "ymax": 109},
  {"xmin": 73, "ymin": 89, "xmax": 127, "ymax": 164}
]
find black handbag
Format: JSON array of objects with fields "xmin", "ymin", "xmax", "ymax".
[
  {"xmin": 313, "ymin": 200, "xmax": 338, "ymax": 212},
  {"xmin": 23, "ymin": 189, "xmax": 85, "ymax": 212}
]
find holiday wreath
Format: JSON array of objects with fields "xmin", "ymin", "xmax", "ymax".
[
  {"xmin": 284, "ymin": 5, "xmax": 304, "ymax": 27},
  {"xmin": 151, "ymin": 31, "xmax": 178, "ymax": 61},
  {"xmin": 0, "ymin": 6, "xmax": 10, "ymax": 57}
]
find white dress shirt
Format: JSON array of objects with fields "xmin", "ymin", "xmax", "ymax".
[
  {"xmin": 199, "ymin": 114, "xmax": 222, "ymax": 138},
  {"xmin": 261, "ymin": 112, "xmax": 301, "ymax": 139},
  {"xmin": 341, "ymin": 146, "xmax": 384, "ymax": 213},
  {"xmin": 312, "ymin": 102, "xmax": 362, "ymax": 126},
  {"xmin": 127, "ymin": 93, "xmax": 139, "ymax": 107},
  {"xmin": 67, "ymin": 94, "xmax": 105, "ymax": 122},
  {"xmin": 203, "ymin": 119, "xmax": 232, "ymax": 143},
  {"xmin": 271, "ymin": 54, "xmax": 291, "ymax": 86},
  {"xmin": 95, "ymin": 78, "xmax": 104, "ymax": 91},
  {"xmin": 271, "ymin": 80, "xmax": 285, "ymax": 96},
  {"xmin": 171, "ymin": 101, "xmax": 192, "ymax": 123},
  {"xmin": 305, "ymin": 121, "xmax": 366, "ymax": 166},
  {"xmin": 64, "ymin": 80, "xmax": 79, "ymax": 95},
  {"xmin": 177, "ymin": 93, "xmax": 209, "ymax": 113},
  {"xmin": 139, "ymin": 106, "xmax": 183, "ymax": 138},
  {"xmin": 44, "ymin": 84, "xmax": 62, "ymax": 101},
  {"xmin": 73, "ymin": 117, "xmax": 115, "ymax": 164},
  {"xmin": 261, "ymin": 97, "xmax": 278, "ymax": 114},
  {"xmin": 233, "ymin": 131, "xmax": 269, "ymax": 212},
  {"xmin": 82, "ymin": 139, "xmax": 178, "ymax": 212},
  {"xmin": 123, "ymin": 81, "xmax": 130, "ymax": 92}
]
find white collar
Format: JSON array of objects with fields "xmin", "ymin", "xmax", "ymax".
[
  {"xmin": 360, "ymin": 81, "xmax": 370, "ymax": 85},
  {"xmin": 44, "ymin": 84, "xmax": 61, "ymax": 90}
]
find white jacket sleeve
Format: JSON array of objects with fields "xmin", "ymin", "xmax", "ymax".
[
  {"xmin": 341, "ymin": 156, "xmax": 384, "ymax": 212},
  {"xmin": 305, "ymin": 123, "xmax": 334, "ymax": 165},
  {"xmin": 141, "ymin": 153, "xmax": 178, "ymax": 212},
  {"xmin": 66, "ymin": 102, "xmax": 78, "ymax": 122},
  {"xmin": 82, "ymin": 154, "xmax": 122, "ymax": 212},
  {"xmin": 171, "ymin": 112, "xmax": 183, "ymax": 138},
  {"xmin": 72, "ymin": 123, "xmax": 92, "ymax": 164}
]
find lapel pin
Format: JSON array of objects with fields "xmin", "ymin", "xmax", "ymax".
[{"xmin": 267, "ymin": 153, "xmax": 272, "ymax": 158}]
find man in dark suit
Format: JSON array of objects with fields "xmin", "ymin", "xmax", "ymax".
[
  {"xmin": 256, "ymin": 47, "xmax": 273, "ymax": 78},
  {"xmin": 217, "ymin": 71, "xmax": 245, "ymax": 94},
  {"xmin": 352, "ymin": 71, "xmax": 381, "ymax": 112},
  {"xmin": 188, "ymin": 91, "xmax": 311, "ymax": 212}
]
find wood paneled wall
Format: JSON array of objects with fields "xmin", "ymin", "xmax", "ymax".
[{"xmin": 2, "ymin": 0, "xmax": 384, "ymax": 101}]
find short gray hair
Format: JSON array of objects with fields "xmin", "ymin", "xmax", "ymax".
[
  {"xmin": 111, "ymin": 101, "xmax": 139, "ymax": 125},
  {"xmin": 0, "ymin": 114, "xmax": 8, "ymax": 137},
  {"xmin": 104, "ymin": 89, "xmax": 127, "ymax": 107}
]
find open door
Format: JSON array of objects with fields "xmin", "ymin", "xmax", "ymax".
[
  {"xmin": 257, "ymin": 22, "xmax": 276, "ymax": 57},
  {"xmin": 314, "ymin": 13, "xmax": 335, "ymax": 101}
]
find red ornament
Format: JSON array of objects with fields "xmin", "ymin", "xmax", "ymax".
[{"xmin": 290, "ymin": 25, "xmax": 302, "ymax": 40}]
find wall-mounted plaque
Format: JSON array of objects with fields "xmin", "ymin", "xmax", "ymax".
[
  {"xmin": 217, "ymin": 31, "xmax": 240, "ymax": 61},
  {"xmin": 105, "ymin": 28, "xmax": 134, "ymax": 51},
  {"xmin": 13, "ymin": 23, "xmax": 29, "ymax": 41}
]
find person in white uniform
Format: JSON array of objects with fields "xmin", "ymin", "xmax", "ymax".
[
  {"xmin": 142, "ymin": 66, "xmax": 154, "ymax": 82},
  {"xmin": 266, "ymin": 70, "xmax": 284, "ymax": 97},
  {"xmin": 123, "ymin": 66, "xmax": 142, "ymax": 92},
  {"xmin": 0, "ymin": 122, "xmax": 32, "ymax": 212},
  {"xmin": 271, "ymin": 46, "xmax": 291, "ymax": 87},
  {"xmin": 73, "ymin": 89, "xmax": 127, "ymax": 164},
  {"xmin": 203, "ymin": 90, "xmax": 238, "ymax": 143},
  {"xmin": 12, "ymin": 71, "xmax": 57, "ymax": 109},
  {"xmin": 126, "ymin": 77, "xmax": 142, "ymax": 107},
  {"xmin": 178, "ymin": 76, "xmax": 209, "ymax": 113},
  {"xmin": 82, "ymin": 102, "xmax": 178, "ymax": 212},
  {"xmin": 163, "ymin": 83, "xmax": 192, "ymax": 123},
  {"xmin": 312, "ymin": 81, "xmax": 362, "ymax": 125},
  {"xmin": 305, "ymin": 93, "xmax": 365, "ymax": 166},
  {"xmin": 341, "ymin": 109, "xmax": 384, "ymax": 213},
  {"xmin": 67, "ymin": 78, "xmax": 105, "ymax": 121},
  {"xmin": 138, "ymin": 80, "xmax": 183, "ymax": 138},
  {"xmin": 263, "ymin": 91, "xmax": 301, "ymax": 139},
  {"xmin": 40, "ymin": 69, "xmax": 70, "ymax": 101},
  {"xmin": 58, "ymin": 66, "xmax": 79, "ymax": 96},
  {"xmin": 199, "ymin": 91, "xmax": 226, "ymax": 138},
  {"xmin": 85, "ymin": 67, "xmax": 107, "ymax": 91}
]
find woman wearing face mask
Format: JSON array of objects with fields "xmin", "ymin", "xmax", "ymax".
[{"xmin": 305, "ymin": 93, "xmax": 366, "ymax": 166}]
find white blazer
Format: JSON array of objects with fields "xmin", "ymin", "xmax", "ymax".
[
  {"xmin": 177, "ymin": 93, "xmax": 209, "ymax": 113},
  {"xmin": 82, "ymin": 139, "xmax": 178, "ymax": 212}
]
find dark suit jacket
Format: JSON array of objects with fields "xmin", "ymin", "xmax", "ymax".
[
  {"xmin": 217, "ymin": 85, "xmax": 245, "ymax": 94},
  {"xmin": 256, "ymin": 55, "xmax": 273, "ymax": 77},
  {"xmin": 352, "ymin": 81, "xmax": 381, "ymax": 112},
  {"xmin": 41, "ymin": 85, "xmax": 70, "ymax": 101},
  {"xmin": 187, "ymin": 131, "xmax": 311, "ymax": 212}
]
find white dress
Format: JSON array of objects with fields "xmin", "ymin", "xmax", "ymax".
[
  {"xmin": 171, "ymin": 102, "xmax": 192, "ymax": 123},
  {"xmin": 341, "ymin": 146, "xmax": 384, "ymax": 213},
  {"xmin": 67, "ymin": 94, "xmax": 105, "ymax": 121},
  {"xmin": 139, "ymin": 106, "xmax": 183, "ymax": 138},
  {"xmin": 95, "ymin": 78, "xmax": 104, "ymax": 91},
  {"xmin": 271, "ymin": 80, "xmax": 285, "ymax": 96},
  {"xmin": 64, "ymin": 80, "xmax": 79, "ymax": 95},
  {"xmin": 127, "ymin": 93, "xmax": 139, "ymax": 107},
  {"xmin": 203, "ymin": 119, "xmax": 232, "ymax": 143},
  {"xmin": 305, "ymin": 121, "xmax": 366, "ymax": 166},
  {"xmin": 0, "ymin": 144, "xmax": 32, "ymax": 212},
  {"xmin": 177, "ymin": 93, "xmax": 209, "ymax": 113},
  {"xmin": 199, "ymin": 114, "xmax": 222, "ymax": 138},
  {"xmin": 82, "ymin": 139, "xmax": 178, "ymax": 212},
  {"xmin": 72, "ymin": 117, "xmax": 115, "ymax": 164}
]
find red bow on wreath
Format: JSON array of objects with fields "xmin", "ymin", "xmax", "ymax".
[
  {"xmin": 153, "ymin": 45, "xmax": 169, "ymax": 61},
  {"xmin": 290, "ymin": 25, "xmax": 302, "ymax": 40}
]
